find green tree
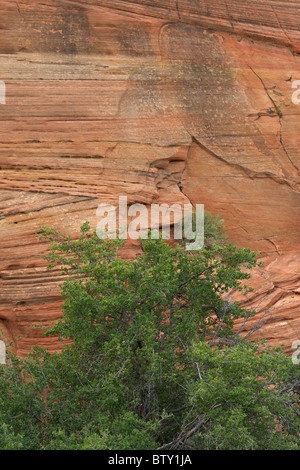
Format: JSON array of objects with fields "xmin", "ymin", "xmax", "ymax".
[{"xmin": 0, "ymin": 223, "xmax": 298, "ymax": 450}]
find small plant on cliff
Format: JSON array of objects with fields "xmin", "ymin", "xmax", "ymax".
[
  {"xmin": 180, "ymin": 210, "xmax": 227, "ymax": 250},
  {"xmin": 0, "ymin": 223, "xmax": 299, "ymax": 450}
]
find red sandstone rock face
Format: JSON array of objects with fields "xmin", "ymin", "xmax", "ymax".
[{"xmin": 0, "ymin": 1, "xmax": 299, "ymax": 356}]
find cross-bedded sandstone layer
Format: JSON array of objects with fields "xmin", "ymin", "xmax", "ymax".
[{"xmin": 0, "ymin": 0, "xmax": 300, "ymax": 355}]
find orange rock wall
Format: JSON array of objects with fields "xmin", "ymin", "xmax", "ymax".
[{"xmin": 0, "ymin": 0, "xmax": 300, "ymax": 355}]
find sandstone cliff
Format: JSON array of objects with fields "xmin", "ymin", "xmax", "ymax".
[{"xmin": 0, "ymin": 0, "xmax": 299, "ymax": 356}]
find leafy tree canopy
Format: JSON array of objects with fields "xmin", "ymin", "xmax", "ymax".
[{"xmin": 0, "ymin": 223, "xmax": 299, "ymax": 450}]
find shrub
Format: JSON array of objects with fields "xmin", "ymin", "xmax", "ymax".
[{"xmin": 0, "ymin": 223, "xmax": 298, "ymax": 450}]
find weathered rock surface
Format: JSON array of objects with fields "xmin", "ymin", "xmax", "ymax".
[{"xmin": 0, "ymin": 0, "xmax": 299, "ymax": 356}]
